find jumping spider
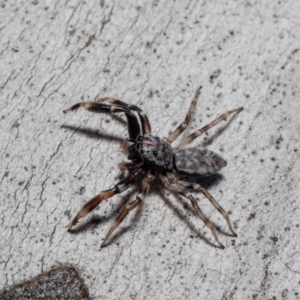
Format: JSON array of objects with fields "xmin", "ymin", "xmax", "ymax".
[{"xmin": 64, "ymin": 86, "xmax": 243, "ymax": 248}]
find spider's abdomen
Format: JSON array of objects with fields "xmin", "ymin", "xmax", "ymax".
[
  {"xmin": 174, "ymin": 148, "xmax": 227, "ymax": 176},
  {"xmin": 139, "ymin": 134, "xmax": 173, "ymax": 173}
]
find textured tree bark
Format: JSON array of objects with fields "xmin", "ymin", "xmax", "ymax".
[{"xmin": 1, "ymin": 1, "xmax": 300, "ymax": 299}]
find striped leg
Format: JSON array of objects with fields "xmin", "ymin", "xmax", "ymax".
[
  {"xmin": 188, "ymin": 183, "xmax": 236, "ymax": 236},
  {"xmin": 159, "ymin": 173, "xmax": 225, "ymax": 249},
  {"xmin": 67, "ymin": 169, "xmax": 145, "ymax": 231},
  {"xmin": 101, "ymin": 171, "xmax": 155, "ymax": 247},
  {"xmin": 182, "ymin": 191, "xmax": 225, "ymax": 249},
  {"xmin": 176, "ymin": 107, "xmax": 243, "ymax": 150},
  {"xmin": 96, "ymin": 97, "xmax": 152, "ymax": 134},
  {"xmin": 63, "ymin": 102, "xmax": 141, "ymax": 139},
  {"xmin": 167, "ymin": 86, "xmax": 202, "ymax": 143}
]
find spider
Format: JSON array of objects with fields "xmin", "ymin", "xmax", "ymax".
[{"xmin": 63, "ymin": 86, "xmax": 243, "ymax": 249}]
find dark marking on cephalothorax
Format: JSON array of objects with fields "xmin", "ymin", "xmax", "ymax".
[{"xmin": 132, "ymin": 133, "xmax": 173, "ymax": 173}]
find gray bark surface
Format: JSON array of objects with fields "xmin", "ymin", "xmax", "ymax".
[
  {"xmin": 1, "ymin": 1, "xmax": 300, "ymax": 299},
  {"xmin": 0, "ymin": 265, "xmax": 90, "ymax": 299}
]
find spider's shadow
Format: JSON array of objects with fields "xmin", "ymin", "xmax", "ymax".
[
  {"xmin": 62, "ymin": 109, "xmax": 128, "ymax": 138},
  {"xmin": 177, "ymin": 173, "xmax": 224, "ymax": 190},
  {"xmin": 61, "ymin": 124, "xmax": 124, "ymax": 143}
]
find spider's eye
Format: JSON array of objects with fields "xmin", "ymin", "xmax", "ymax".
[
  {"xmin": 138, "ymin": 136, "xmax": 143, "ymax": 141},
  {"xmin": 153, "ymin": 150, "xmax": 158, "ymax": 157},
  {"xmin": 137, "ymin": 143, "xmax": 142, "ymax": 150}
]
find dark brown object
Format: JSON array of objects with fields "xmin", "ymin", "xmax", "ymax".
[
  {"xmin": 0, "ymin": 265, "xmax": 90, "ymax": 300},
  {"xmin": 64, "ymin": 87, "xmax": 243, "ymax": 248}
]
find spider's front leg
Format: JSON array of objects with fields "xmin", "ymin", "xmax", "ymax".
[
  {"xmin": 63, "ymin": 102, "xmax": 141, "ymax": 140},
  {"xmin": 101, "ymin": 171, "xmax": 155, "ymax": 247},
  {"xmin": 96, "ymin": 97, "xmax": 152, "ymax": 134},
  {"xmin": 68, "ymin": 169, "xmax": 145, "ymax": 231}
]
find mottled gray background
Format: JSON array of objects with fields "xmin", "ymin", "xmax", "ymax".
[{"xmin": 1, "ymin": 1, "xmax": 300, "ymax": 299}]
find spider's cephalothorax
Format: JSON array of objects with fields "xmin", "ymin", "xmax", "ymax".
[
  {"xmin": 129, "ymin": 134, "xmax": 173, "ymax": 173},
  {"xmin": 64, "ymin": 87, "xmax": 243, "ymax": 249}
]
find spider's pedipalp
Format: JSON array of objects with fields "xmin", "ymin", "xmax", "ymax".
[
  {"xmin": 176, "ymin": 107, "xmax": 243, "ymax": 150},
  {"xmin": 96, "ymin": 97, "xmax": 151, "ymax": 134},
  {"xmin": 167, "ymin": 86, "xmax": 202, "ymax": 143},
  {"xmin": 68, "ymin": 169, "xmax": 145, "ymax": 231},
  {"xmin": 63, "ymin": 101, "xmax": 141, "ymax": 139},
  {"xmin": 101, "ymin": 171, "xmax": 155, "ymax": 247}
]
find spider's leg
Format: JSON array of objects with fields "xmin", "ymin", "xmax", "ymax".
[
  {"xmin": 166, "ymin": 86, "xmax": 202, "ymax": 143},
  {"xmin": 182, "ymin": 191, "xmax": 225, "ymax": 249},
  {"xmin": 96, "ymin": 97, "xmax": 151, "ymax": 134},
  {"xmin": 159, "ymin": 173, "xmax": 224, "ymax": 249},
  {"xmin": 67, "ymin": 169, "xmax": 145, "ymax": 231},
  {"xmin": 101, "ymin": 171, "xmax": 155, "ymax": 247},
  {"xmin": 176, "ymin": 107, "xmax": 243, "ymax": 150},
  {"xmin": 184, "ymin": 182, "xmax": 236, "ymax": 236},
  {"xmin": 63, "ymin": 102, "xmax": 141, "ymax": 139}
]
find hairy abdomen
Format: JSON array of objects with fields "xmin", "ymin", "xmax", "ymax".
[{"xmin": 174, "ymin": 148, "xmax": 227, "ymax": 176}]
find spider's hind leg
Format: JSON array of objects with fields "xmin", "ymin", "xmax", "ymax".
[
  {"xmin": 159, "ymin": 173, "xmax": 225, "ymax": 249},
  {"xmin": 182, "ymin": 190, "xmax": 225, "ymax": 249},
  {"xmin": 189, "ymin": 183, "xmax": 237, "ymax": 236}
]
